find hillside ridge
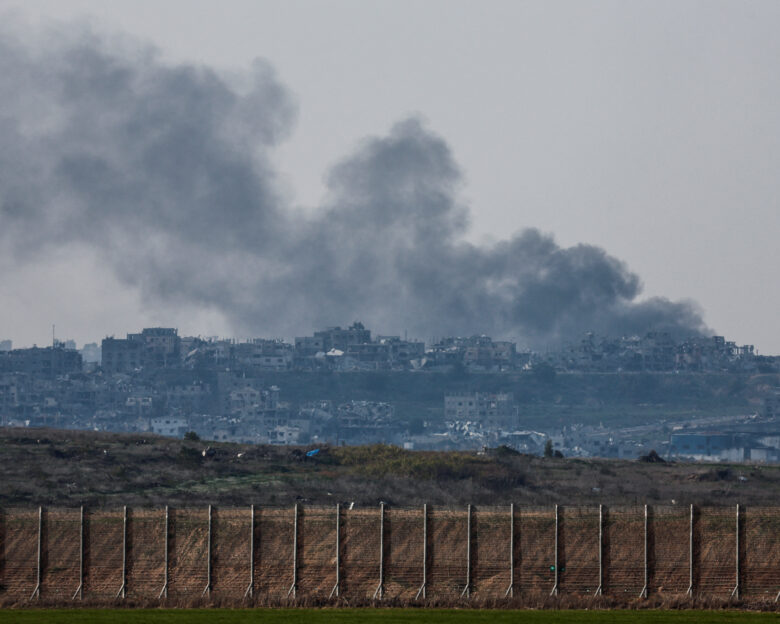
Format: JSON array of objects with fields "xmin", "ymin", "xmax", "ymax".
[{"xmin": 2, "ymin": 428, "xmax": 779, "ymax": 508}]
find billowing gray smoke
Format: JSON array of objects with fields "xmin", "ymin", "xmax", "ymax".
[{"xmin": 0, "ymin": 26, "xmax": 708, "ymax": 346}]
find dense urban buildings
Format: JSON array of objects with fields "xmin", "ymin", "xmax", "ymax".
[{"xmin": 0, "ymin": 322, "xmax": 778, "ymax": 460}]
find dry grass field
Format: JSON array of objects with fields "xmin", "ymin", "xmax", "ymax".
[
  {"xmin": 5, "ymin": 430, "xmax": 780, "ymax": 611},
  {"xmin": 1, "ymin": 428, "xmax": 780, "ymax": 509}
]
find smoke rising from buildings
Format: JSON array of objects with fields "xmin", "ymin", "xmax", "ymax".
[{"xmin": 0, "ymin": 24, "xmax": 708, "ymax": 346}]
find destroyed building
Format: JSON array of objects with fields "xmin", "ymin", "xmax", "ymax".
[
  {"xmin": 444, "ymin": 392, "xmax": 518, "ymax": 428},
  {"xmin": 0, "ymin": 343, "xmax": 83, "ymax": 377},
  {"xmin": 102, "ymin": 328, "xmax": 180, "ymax": 373},
  {"xmin": 294, "ymin": 322, "xmax": 424, "ymax": 370}
]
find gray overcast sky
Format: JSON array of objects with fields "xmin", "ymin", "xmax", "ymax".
[{"xmin": 1, "ymin": 0, "xmax": 778, "ymax": 352}]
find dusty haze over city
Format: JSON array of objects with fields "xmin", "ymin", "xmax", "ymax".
[{"xmin": 0, "ymin": 1, "xmax": 778, "ymax": 352}]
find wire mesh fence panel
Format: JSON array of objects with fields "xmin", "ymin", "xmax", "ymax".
[
  {"xmin": 559, "ymin": 506, "xmax": 599, "ymax": 595},
  {"xmin": 472, "ymin": 507, "xmax": 510, "ymax": 597},
  {"xmin": 298, "ymin": 506, "xmax": 337, "ymax": 598},
  {"xmin": 341, "ymin": 508, "xmax": 381, "ymax": 599},
  {"xmin": 604, "ymin": 506, "xmax": 644, "ymax": 596},
  {"xmin": 428, "ymin": 508, "xmax": 467, "ymax": 599},
  {"xmin": 255, "ymin": 507, "xmax": 294, "ymax": 598},
  {"xmin": 0, "ymin": 508, "xmax": 38, "ymax": 599},
  {"xmin": 15, "ymin": 503, "xmax": 780, "ymax": 605},
  {"xmin": 385, "ymin": 507, "xmax": 424, "ymax": 600},
  {"xmin": 127, "ymin": 508, "xmax": 165, "ymax": 599},
  {"xmin": 169, "ymin": 508, "xmax": 209, "ymax": 598},
  {"xmin": 41, "ymin": 508, "xmax": 80, "ymax": 599},
  {"xmin": 652, "ymin": 506, "xmax": 689, "ymax": 594},
  {"xmin": 84, "ymin": 509, "xmax": 123, "ymax": 598},
  {"xmin": 517, "ymin": 507, "xmax": 555, "ymax": 594},
  {"xmin": 212, "ymin": 507, "xmax": 250, "ymax": 598},
  {"xmin": 743, "ymin": 506, "xmax": 780, "ymax": 600},
  {"xmin": 698, "ymin": 507, "xmax": 736, "ymax": 595}
]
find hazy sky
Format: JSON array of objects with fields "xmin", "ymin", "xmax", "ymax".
[{"xmin": 0, "ymin": 1, "xmax": 778, "ymax": 352}]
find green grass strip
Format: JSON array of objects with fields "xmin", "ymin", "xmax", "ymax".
[{"xmin": 1, "ymin": 609, "xmax": 778, "ymax": 624}]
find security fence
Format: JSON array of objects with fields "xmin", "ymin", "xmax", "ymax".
[{"xmin": 2, "ymin": 504, "xmax": 780, "ymax": 605}]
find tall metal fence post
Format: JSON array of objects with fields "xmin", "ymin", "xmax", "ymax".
[
  {"xmin": 639, "ymin": 504, "xmax": 648, "ymax": 598},
  {"xmin": 287, "ymin": 503, "xmax": 298, "ymax": 598},
  {"xmin": 330, "ymin": 503, "xmax": 340, "ymax": 598},
  {"xmin": 116, "ymin": 505, "xmax": 127, "ymax": 598},
  {"xmin": 686, "ymin": 504, "xmax": 694, "ymax": 597},
  {"xmin": 245, "ymin": 504, "xmax": 255, "ymax": 598},
  {"xmin": 551, "ymin": 504, "xmax": 559, "ymax": 596},
  {"xmin": 373, "ymin": 502, "xmax": 385, "ymax": 600},
  {"xmin": 416, "ymin": 503, "xmax": 427, "ymax": 600},
  {"xmin": 732, "ymin": 504, "xmax": 740, "ymax": 599},
  {"xmin": 461, "ymin": 504, "xmax": 472, "ymax": 598},
  {"xmin": 202, "ymin": 505, "xmax": 212, "ymax": 596},
  {"xmin": 30, "ymin": 506, "xmax": 42, "ymax": 600},
  {"xmin": 505, "ymin": 503, "xmax": 514, "ymax": 598},
  {"xmin": 595, "ymin": 504, "xmax": 603, "ymax": 595},
  {"xmin": 73, "ymin": 506, "xmax": 84, "ymax": 600},
  {"xmin": 159, "ymin": 506, "xmax": 169, "ymax": 599}
]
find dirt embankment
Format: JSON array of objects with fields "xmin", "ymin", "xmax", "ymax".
[{"xmin": 2, "ymin": 428, "xmax": 780, "ymax": 509}]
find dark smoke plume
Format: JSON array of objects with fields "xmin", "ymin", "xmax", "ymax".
[{"xmin": 0, "ymin": 25, "xmax": 708, "ymax": 346}]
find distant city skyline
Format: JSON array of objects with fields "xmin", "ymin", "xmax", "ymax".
[
  {"xmin": 1, "ymin": 321, "xmax": 770, "ymax": 359},
  {"xmin": 1, "ymin": 1, "xmax": 778, "ymax": 351}
]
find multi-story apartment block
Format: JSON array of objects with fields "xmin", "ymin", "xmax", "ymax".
[
  {"xmin": 102, "ymin": 328, "xmax": 180, "ymax": 373},
  {"xmin": 444, "ymin": 392, "xmax": 518, "ymax": 427},
  {"xmin": 0, "ymin": 345, "xmax": 83, "ymax": 377}
]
